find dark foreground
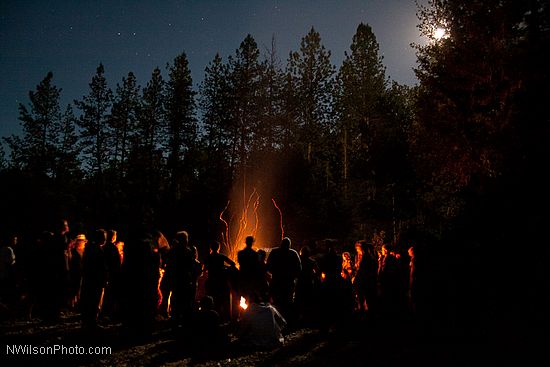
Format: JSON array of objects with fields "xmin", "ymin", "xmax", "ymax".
[{"xmin": 2, "ymin": 311, "xmax": 547, "ymax": 367}]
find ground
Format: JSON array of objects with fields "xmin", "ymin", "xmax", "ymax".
[{"xmin": 0, "ymin": 311, "xmax": 545, "ymax": 366}]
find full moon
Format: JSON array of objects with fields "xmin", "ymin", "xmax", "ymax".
[{"xmin": 434, "ymin": 27, "xmax": 446, "ymax": 40}]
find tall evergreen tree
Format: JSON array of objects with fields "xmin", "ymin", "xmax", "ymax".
[
  {"xmin": 138, "ymin": 67, "xmax": 165, "ymax": 164},
  {"xmin": 53, "ymin": 104, "xmax": 81, "ymax": 181},
  {"xmin": 412, "ymin": 0, "xmax": 542, "ymax": 222},
  {"xmin": 255, "ymin": 36, "xmax": 285, "ymax": 153},
  {"xmin": 228, "ymin": 34, "xmax": 265, "ymax": 169},
  {"xmin": 3, "ymin": 72, "xmax": 61, "ymax": 176},
  {"xmin": 412, "ymin": 0, "xmax": 550, "ymax": 341},
  {"xmin": 198, "ymin": 53, "xmax": 234, "ymax": 215},
  {"xmin": 75, "ymin": 63, "xmax": 113, "ymax": 176},
  {"xmin": 109, "ymin": 72, "xmax": 140, "ymax": 178},
  {"xmin": 0, "ymin": 142, "xmax": 6, "ymax": 170},
  {"xmin": 127, "ymin": 67, "xmax": 166, "ymax": 203},
  {"xmin": 199, "ymin": 53, "xmax": 232, "ymax": 155},
  {"xmin": 279, "ymin": 70, "xmax": 299, "ymax": 152},
  {"xmin": 288, "ymin": 27, "xmax": 336, "ymax": 164},
  {"xmin": 336, "ymin": 23, "xmax": 387, "ymax": 185},
  {"xmin": 165, "ymin": 52, "xmax": 197, "ymax": 178}
]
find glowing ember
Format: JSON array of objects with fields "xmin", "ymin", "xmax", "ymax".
[
  {"xmin": 321, "ymin": 272, "xmax": 326, "ymax": 281},
  {"xmin": 239, "ymin": 296, "xmax": 248, "ymax": 310}
]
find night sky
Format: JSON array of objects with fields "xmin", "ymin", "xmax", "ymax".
[{"xmin": 0, "ymin": 0, "xmax": 425, "ymax": 139}]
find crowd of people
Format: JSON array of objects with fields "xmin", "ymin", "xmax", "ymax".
[{"xmin": 0, "ymin": 219, "xmax": 425, "ymax": 350}]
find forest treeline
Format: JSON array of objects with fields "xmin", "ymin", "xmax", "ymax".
[
  {"xmin": 1, "ymin": 0, "xmax": 549, "ymax": 337},
  {"xmin": 1, "ymin": 22, "xmax": 416, "ymax": 245},
  {"xmin": 1, "ymin": 0, "xmax": 549, "ymax": 263}
]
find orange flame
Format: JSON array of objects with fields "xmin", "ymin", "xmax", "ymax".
[
  {"xmin": 158, "ymin": 268, "xmax": 165, "ymax": 308},
  {"xmin": 219, "ymin": 189, "xmax": 285, "ymax": 261},
  {"xmin": 239, "ymin": 296, "xmax": 248, "ymax": 310},
  {"xmin": 219, "ymin": 189, "xmax": 260, "ymax": 261}
]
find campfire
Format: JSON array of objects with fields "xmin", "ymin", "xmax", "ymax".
[
  {"xmin": 219, "ymin": 187, "xmax": 285, "ymax": 262},
  {"xmin": 239, "ymin": 296, "xmax": 248, "ymax": 310}
]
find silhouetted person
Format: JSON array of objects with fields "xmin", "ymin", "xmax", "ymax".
[
  {"xmin": 191, "ymin": 295, "xmax": 229, "ymax": 358},
  {"xmin": 68, "ymin": 234, "xmax": 87, "ymax": 310},
  {"xmin": 237, "ymin": 236, "xmax": 261, "ymax": 302},
  {"xmin": 11, "ymin": 234, "xmax": 34, "ymax": 319},
  {"xmin": 161, "ymin": 230, "xmax": 198, "ymax": 325},
  {"xmin": 266, "ymin": 237, "xmax": 301, "ymax": 321},
  {"xmin": 80, "ymin": 229, "xmax": 107, "ymax": 330},
  {"xmin": 341, "ymin": 251, "xmax": 354, "ymax": 282},
  {"xmin": 101, "ymin": 229, "xmax": 122, "ymax": 320},
  {"xmin": 237, "ymin": 291, "xmax": 287, "ymax": 350},
  {"xmin": 38, "ymin": 220, "xmax": 70, "ymax": 321},
  {"xmin": 190, "ymin": 245, "xmax": 203, "ymax": 305},
  {"xmin": 319, "ymin": 247, "xmax": 354, "ymax": 336},
  {"xmin": 408, "ymin": 246, "xmax": 417, "ymax": 314},
  {"xmin": 257, "ymin": 249, "xmax": 270, "ymax": 296},
  {"xmin": 378, "ymin": 244, "xmax": 401, "ymax": 319},
  {"xmin": 120, "ymin": 230, "xmax": 161, "ymax": 339},
  {"xmin": 353, "ymin": 241, "xmax": 378, "ymax": 314},
  {"xmin": 204, "ymin": 241, "xmax": 235, "ymax": 322},
  {"xmin": 295, "ymin": 245, "xmax": 320, "ymax": 326},
  {"xmin": 32, "ymin": 231, "xmax": 53, "ymax": 319},
  {"xmin": 0, "ymin": 237, "xmax": 16, "ymax": 317}
]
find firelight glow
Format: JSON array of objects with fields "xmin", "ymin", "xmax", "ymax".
[{"xmin": 240, "ymin": 297, "xmax": 248, "ymax": 310}]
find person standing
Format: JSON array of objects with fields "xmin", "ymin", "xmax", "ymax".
[
  {"xmin": 266, "ymin": 237, "xmax": 301, "ymax": 321},
  {"xmin": 101, "ymin": 230, "xmax": 122, "ymax": 320},
  {"xmin": 68, "ymin": 234, "xmax": 87, "ymax": 310},
  {"xmin": 204, "ymin": 241, "xmax": 235, "ymax": 322},
  {"xmin": 237, "ymin": 236, "xmax": 261, "ymax": 303},
  {"xmin": 80, "ymin": 229, "xmax": 107, "ymax": 330}
]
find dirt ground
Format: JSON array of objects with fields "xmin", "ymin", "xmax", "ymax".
[{"xmin": 0, "ymin": 311, "xmax": 545, "ymax": 366}]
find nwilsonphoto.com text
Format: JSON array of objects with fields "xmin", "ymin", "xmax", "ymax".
[{"xmin": 6, "ymin": 344, "xmax": 111, "ymax": 356}]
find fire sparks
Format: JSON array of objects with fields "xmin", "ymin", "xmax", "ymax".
[
  {"xmin": 220, "ymin": 188, "xmax": 261, "ymax": 261},
  {"xmin": 219, "ymin": 188, "xmax": 285, "ymax": 261},
  {"xmin": 271, "ymin": 197, "xmax": 284, "ymax": 240}
]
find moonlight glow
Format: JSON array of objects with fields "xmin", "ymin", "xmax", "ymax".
[{"xmin": 434, "ymin": 27, "xmax": 447, "ymax": 40}]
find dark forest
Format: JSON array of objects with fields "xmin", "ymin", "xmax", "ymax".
[{"xmin": 1, "ymin": 1, "xmax": 549, "ymax": 365}]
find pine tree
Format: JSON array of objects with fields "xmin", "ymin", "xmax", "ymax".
[
  {"xmin": 412, "ymin": 0, "xmax": 539, "ymax": 221},
  {"xmin": 138, "ymin": 67, "xmax": 165, "ymax": 165},
  {"xmin": 199, "ymin": 53, "xmax": 232, "ymax": 155},
  {"xmin": 74, "ymin": 63, "xmax": 113, "ymax": 176},
  {"xmin": 279, "ymin": 70, "xmax": 299, "ymax": 152},
  {"xmin": 125, "ymin": 66, "xmax": 166, "ymax": 202},
  {"xmin": 336, "ymin": 23, "xmax": 387, "ymax": 185},
  {"xmin": 165, "ymin": 52, "xmax": 197, "ymax": 177},
  {"xmin": 228, "ymin": 34, "xmax": 265, "ymax": 169},
  {"xmin": 3, "ymin": 72, "xmax": 62, "ymax": 176},
  {"xmin": 288, "ymin": 27, "xmax": 336, "ymax": 164},
  {"xmin": 109, "ymin": 72, "xmax": 140, "ymax": 178},
  {"xmin": 53, "ymin": 104, "xmax": 81, "ymax": 181},
  {"xmin": 256, "ymin": 36, "xmax": 285, "ymax": 153},
  {"xmin": 0, "ymin": 142, "xmax": 6, "ymax": 170},
  {"xmin": 197, "ymin": 53, "xmax": 234, "ymax": 217}
]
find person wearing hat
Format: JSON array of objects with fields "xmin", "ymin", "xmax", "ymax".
[{"xmin": 68, "ymin": 234, "xmax": 87, "ymax": 309}]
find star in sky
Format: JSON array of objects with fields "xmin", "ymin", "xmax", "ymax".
[{"xmin": 0, "ymin": 0, "xmax": 423, "ymax": 139}]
